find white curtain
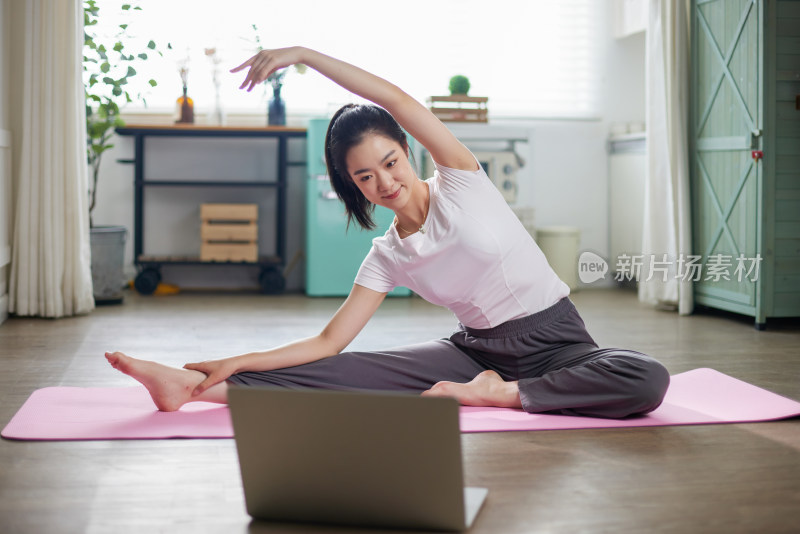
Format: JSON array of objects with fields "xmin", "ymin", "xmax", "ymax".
[
  {"xmin": 8, "ymin": 0, "xmax": 94, "ymax": 318},
  {"xmin": 639, "ymin": 0, "xmax": 693, "ymax": 315}
]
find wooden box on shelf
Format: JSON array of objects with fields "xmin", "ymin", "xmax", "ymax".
[
  {"xmin": 200, "ymin": 203, "xmax": 258, "ymax": 262},
  {"xmin": 428, "ymin": 95, "xmax": 488, "ymax": 123}
]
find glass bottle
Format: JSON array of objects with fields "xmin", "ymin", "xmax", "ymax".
[{"xmin": 176, "ymin": 85, "xmax": 194, "ymax": 124}]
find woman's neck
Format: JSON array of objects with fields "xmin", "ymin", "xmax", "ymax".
[{"xmin": 394, "ymin": 180, "xmax": 430, "ymax": 237}]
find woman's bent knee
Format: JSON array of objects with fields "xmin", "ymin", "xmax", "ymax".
[{"xmin": 627, "ymin": 356, "xmax": 670, "ymax": 416}]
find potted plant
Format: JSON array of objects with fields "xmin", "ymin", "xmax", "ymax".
[
  {"xmin": 448, "ymin": 75, "xmax": 471, "ymax": 96},
  {"xmin": 83, "ymin": 0, "xmax": 160, "ymax": 303}
]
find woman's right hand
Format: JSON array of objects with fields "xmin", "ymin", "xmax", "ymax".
[
  {"xmin": 230, "ymin": 46, "xmax": 305, "ymax": 92},
  {"xmin": 183, "ymin": 358, "xmax": 239, "ymax": 396}
]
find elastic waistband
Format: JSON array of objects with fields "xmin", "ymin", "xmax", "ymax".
[{"xmin": 462, "ymin": 297, "xmax": 575, "ymax": 339}]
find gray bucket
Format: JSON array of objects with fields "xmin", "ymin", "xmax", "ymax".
[{"xmin": 90, "ymin": 226, "xmax": 128, "ymax": 303}]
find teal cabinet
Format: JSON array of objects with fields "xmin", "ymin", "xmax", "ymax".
[
  {"xmin": 305, "ymin": 118, "xmax": 411, "ymax": 297},
  {"xmin": 690, "ymin": 0, "xmax": 800, "ymax": 327}
]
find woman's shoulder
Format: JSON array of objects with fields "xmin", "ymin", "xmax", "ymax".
[{"xmin": 432, "ymin": 155, "xmax": 493, "ymax": 194}]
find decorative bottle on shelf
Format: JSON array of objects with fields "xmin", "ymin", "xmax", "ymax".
[
  {"xmin": 268, "ymin": 84, "xmax": 286, "ymax": 126},
  {"xmin": 176, "ymin": 85, "xmax": 194, "ymax": 124}
]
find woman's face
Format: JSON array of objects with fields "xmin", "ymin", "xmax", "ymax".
[{"xmin": 345, "ymin": 134, "xmax": 416, "ymax": 210}]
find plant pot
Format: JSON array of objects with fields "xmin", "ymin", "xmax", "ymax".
[{"xmin": 90, "ymin": 226, "xmax": 128, "ymax": 305}]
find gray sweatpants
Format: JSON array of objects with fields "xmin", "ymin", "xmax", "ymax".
[{"xmin": 228, "ymin": 297, "xmax": 670, "ymax": 418}]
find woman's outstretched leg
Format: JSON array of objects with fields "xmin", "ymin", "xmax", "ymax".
[{"xmin": 105, "ymin": 351, "xmax": 228, "ymax": 412}]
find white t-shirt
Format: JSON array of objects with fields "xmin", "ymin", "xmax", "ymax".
[{"xmin": 354, "ymin": 157, "xmax": 570, "ymax": 329}]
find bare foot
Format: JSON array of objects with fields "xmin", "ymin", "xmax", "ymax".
[
  {"xmin": 105, "ymin": 351, "xmax": 205, "ymax": 412},
  {"xmin": 421, "ymin": 370, "xmax": 523, "ymax": 409}
]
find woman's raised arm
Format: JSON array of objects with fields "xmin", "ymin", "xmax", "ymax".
[{"xmin": 232, "ymin": 46, "xmax": 476, "ymax": 171}]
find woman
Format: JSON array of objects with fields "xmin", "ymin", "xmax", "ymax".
[{"xmin": 107, "ymin": 46, "xmax": 670, "ymax": 418}]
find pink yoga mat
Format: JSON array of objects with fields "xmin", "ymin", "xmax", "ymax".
[{"xmin": 2, "ymin": 368, "xmax": 799, "ymax": 441}]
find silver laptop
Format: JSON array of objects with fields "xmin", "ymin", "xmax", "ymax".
[{"xmin": 228, "ymin": 386, "xmax": 488, "ymax": 531}]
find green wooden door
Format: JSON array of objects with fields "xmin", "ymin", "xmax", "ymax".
[{"xmin": 691, "ymin": 0, "xmax": 763, "ymax": 319}]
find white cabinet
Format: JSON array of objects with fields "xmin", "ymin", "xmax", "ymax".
[{"xmin": 608, "ymin": 133, "xmax": 646, "ymax": 277}]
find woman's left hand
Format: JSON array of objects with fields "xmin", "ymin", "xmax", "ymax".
[{"xmin": 231, "ymin": 47, "xmax": 304, "ymax": 92}]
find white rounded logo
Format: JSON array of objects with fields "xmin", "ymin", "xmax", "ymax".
[{"xmin": 578, "ymin": 251, "xmax": 608, "ymax": 284}]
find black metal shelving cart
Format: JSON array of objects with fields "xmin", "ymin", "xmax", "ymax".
[{"xmin": 115, "ymin": 124, "xmax": 307, "ymax": 295}]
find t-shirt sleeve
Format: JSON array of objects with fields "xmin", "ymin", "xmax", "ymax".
[
  {"xmin": 432, "ymin": 154, "xmax": 493, "ymax": 195},
  {"xmin": 353, "ymin": 245, "xmax": 395, "ymax": 293}
]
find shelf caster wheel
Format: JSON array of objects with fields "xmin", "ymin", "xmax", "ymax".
[
  {"xmin": 134, "ymin": 268, "xmax": 161, "ymax": 295},
  {"xmin": 259, "ymin": 267, "xmax": 285, "ymax": 295}
]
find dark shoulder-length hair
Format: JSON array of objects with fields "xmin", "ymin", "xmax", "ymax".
[{"xmin": 324, "ymin": 104, "xmax": 409, "ymax": 230}]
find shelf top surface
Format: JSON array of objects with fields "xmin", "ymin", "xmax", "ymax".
[{"xmin": 116, "ymin": 124, "xmax": 307, "ymax": 135}]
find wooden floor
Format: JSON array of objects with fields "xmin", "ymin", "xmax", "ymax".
[{"xmin": 0, "ymin": 289, "xmax": 798, "ymax": 534}]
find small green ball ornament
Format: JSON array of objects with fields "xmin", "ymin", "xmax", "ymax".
[{"xmin": 448, "ymin": 75, "xmax": 470, "ymax": 95}]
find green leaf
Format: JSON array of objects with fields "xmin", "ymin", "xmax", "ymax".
[
  {"xmin": 126, "ymin": 66, "xmax": 136, "ymax": 77},
  {"xmin": 138, "ymin": 53, "xmax": 148, "ymax": 60},
  {"xmin": 89, "ymin": 122, "xmax": 110, "ymax": 138},
  {"xmin": 113, "ymin": 41, "xmax": 123, "ymax": 52},
  {"xmin": 121, "ymin": 4, "xmax": 131, "ymax": 10},
  {"xmin": 111, "ymin": 86, "xmax": 122, "ymax": 96},
  {"xmin": 148, "ymin": 79, "xmax": 157, "ymax": 87},
  {"xmin": 100, "ymin": 62, "xmax": 110, "ymax": 73},
  {"xmin": 102, "ymin": 76, "xmax": 114, "ymax": 84},
  {"xmin": 119, "ymin": 23, "xmax": 128, "ymax": 30},
  {"xmin": 91, "ymin": 144, "xmax": 108, "ymax": 156},
  {"xmin": 147, "ymin": 40, "xmax": 156, "ymax": 49},
  {"xmin": 97, "ymin": 44, "xmax": 106, "ymax": 53}
]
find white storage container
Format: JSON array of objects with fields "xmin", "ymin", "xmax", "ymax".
[{"xmin": 536, "ymin": 226, "xmax": 581, "ymax": 291}]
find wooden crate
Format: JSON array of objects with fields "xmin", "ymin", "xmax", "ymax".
[
  {"xmin": 201, "ymin": 223, "xmax": 258, "ymax": 242},
  {"xmin": 200, "ymin": 203, "xmax": 259, "ymax": 262},
  {"xmin": 428, "ymin": 95, "xmax": 488, "ymax": 123},
  {"xmin": 200, "ymin": 203, "xmax": 258, "ymax": 222},
  {"xmin": 200, "ymin": 243, "xmax": 258, "ymax": 262}
]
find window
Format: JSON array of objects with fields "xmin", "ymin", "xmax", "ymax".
[{"xmin": 91, "ymin": 0, "xmax": 603, "ymax": 119}]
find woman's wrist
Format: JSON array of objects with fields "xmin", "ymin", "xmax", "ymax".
[
  {"xmin": 233, "ymin": 350, "xmax": 273, "ymax": 374},
  {"xmin": 294, "ymin": 46, "xmax": 310, "ymax": 63}
]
